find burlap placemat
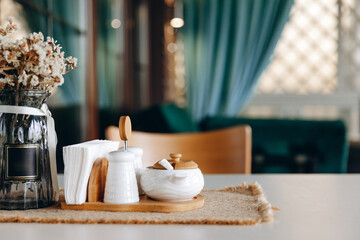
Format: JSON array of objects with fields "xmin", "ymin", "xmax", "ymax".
[{"xmin": 0, "ymin": 182, "xmax": 277, "ymax": 225}]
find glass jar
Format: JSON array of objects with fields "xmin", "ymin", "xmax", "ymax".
[{"xmin": 0, "ymin": 89, "xmax": 54, "ymax": 209}]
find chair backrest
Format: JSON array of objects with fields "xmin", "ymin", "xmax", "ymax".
[{"xmin": 105, "ymin": 125, "xmax": 252, "ymax": 174}]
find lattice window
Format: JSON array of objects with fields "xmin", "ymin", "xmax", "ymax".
[
  {"xmin": 257, "ymin": 0, "xmax": 339, "ymax": 94},
  {"xmin": 244, "ymin": 0, "xmax": 360, "ymax": 140}
]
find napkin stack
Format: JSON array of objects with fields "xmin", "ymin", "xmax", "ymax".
[{"xmin": 63, "ymin": 140, "xmax": 119, "ymax": 205}]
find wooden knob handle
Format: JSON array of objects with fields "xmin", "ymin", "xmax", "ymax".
[
  {"xmin": 119, "ymin": 116, "xmax": 132, "ymax": 141},
  {"xmin": 170, "ymin": 153, "xmax": 182, "ymax": 162}
]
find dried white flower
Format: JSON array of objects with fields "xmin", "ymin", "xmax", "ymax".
[
  {"xmin": 0, "ymin": 76, "xmax": 15, "ymax": 86},
  {"xmin": 30, "ymin": 75, "xmax": 39, "ymax": 86},
  {"xmin": 18, "ymin": 71, "xmax": 28, "ymax": 85},
  {"xmin": 66, "ymin": 56, "xmax": 77, "ymax": 67}
]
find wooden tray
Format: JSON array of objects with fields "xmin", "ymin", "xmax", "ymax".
[{"xmin": 61, "ymin": 194, "xmax": 204, "ymax": 213}]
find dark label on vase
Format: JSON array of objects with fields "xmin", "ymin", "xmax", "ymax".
[{"xmin": 5, "ymin": 144, "xmax": 40, "ymax": 180}]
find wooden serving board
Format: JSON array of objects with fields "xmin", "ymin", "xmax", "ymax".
[{"xmin": 61, "ymin": 194, "xmax": 204, "ymax": 213}]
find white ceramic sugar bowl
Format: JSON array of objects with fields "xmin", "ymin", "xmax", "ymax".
[{"xmin": 140, "ymin": 153, "xmax": 204, "ymax": 202}]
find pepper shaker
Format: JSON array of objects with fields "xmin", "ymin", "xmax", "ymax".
[
  {"xmin": 103, "ymin": 150, "xmax": 139, "ymax": 204},
  {"xmin": 103, "ymin": 116, "xmax": 139, "ymax": 204}
]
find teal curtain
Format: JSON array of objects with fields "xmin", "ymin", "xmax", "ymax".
[
  {"xmin": 97, "ymin": 0, "xmax": 124, "ymax": 109},
  {"xmin": 182, "ymin": 0, "xmax": 293, "ymax": 121},
  {"xmin": 52, "ymin": 0, "xmax": 84, "ymax": 105}
]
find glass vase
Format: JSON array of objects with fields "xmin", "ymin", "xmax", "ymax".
[{"xmin": 0, "ymin": 89, "xmax": 54, "ymax": 210}]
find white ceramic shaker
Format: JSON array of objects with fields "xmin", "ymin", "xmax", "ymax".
[
  {"xmin": 120, "ymin": 146, "xmax": 144, "ymax": 195},
  {"xmin": 103, "ymin": 150, "xmax": 139, "ymax": 204}
]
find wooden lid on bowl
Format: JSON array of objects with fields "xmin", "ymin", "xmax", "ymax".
[{"xmin": 153, "ymin": 153, "xmax": 198, "ymax": 170}]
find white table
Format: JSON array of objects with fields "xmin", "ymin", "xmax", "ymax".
[{"xmin": 1, "ymin": 174, "xmax": 360, "ymax": 240}]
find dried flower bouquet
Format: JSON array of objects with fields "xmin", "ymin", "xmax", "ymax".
[{"xmin": 0, "ymin": 17, "xmax": 77, "ymax": 91}]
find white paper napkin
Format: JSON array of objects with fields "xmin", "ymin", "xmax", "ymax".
[{"xmin": 63, "ymin": 140, "xmax": 119, "ymax": 204}]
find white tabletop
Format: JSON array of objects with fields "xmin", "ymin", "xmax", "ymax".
[{"xmin": 1, "ymin": 174, "xmax": 360, "ymax": 240}]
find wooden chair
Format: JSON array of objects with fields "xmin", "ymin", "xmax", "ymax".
[{"xmin": 105, "ymin": 125, "xmax": 252, "ymax": 174}]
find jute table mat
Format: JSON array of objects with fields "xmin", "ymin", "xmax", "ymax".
[{"xmin": 0, "ymin": 182, "xmax": 277, "ymax": 225}]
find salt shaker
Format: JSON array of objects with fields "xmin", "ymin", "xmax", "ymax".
[
  {"xmin": 103, "ymin": 150, "xmax": 139, "ymax": 204},
  {"xmin": 120, "ymin": 146, "xmax": 144, "ymax": 195}
]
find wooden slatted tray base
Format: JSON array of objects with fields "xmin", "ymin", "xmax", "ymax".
[{"xmin": 61, "ymin": 194, "xmax": 204, "ymax": 213}]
